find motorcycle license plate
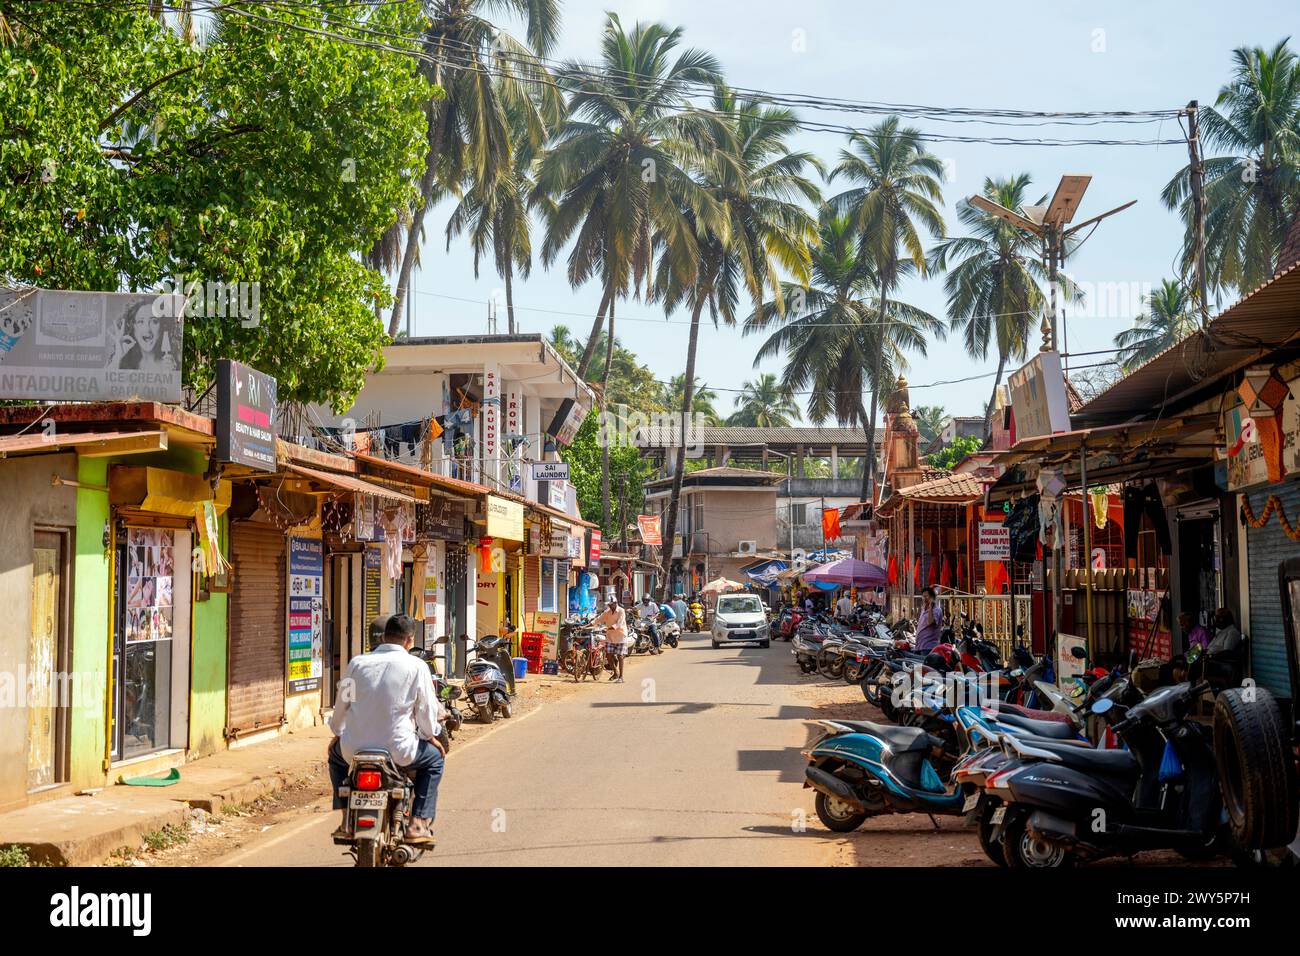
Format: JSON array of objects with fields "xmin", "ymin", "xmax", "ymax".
[
  {"xmin": 990, "ymin": 806, "xmax": 1006, "ymax": 825},
  {"xmin": 474, "ymin": 692, "xmax": 489, "ymax": 704},
  {"xmin": 349, "ymin": 791, "xmax": 387, "ymax": 810},
  {"xmin": 962, "ymin": 792, "xmax": 980, "ymax": 813}
]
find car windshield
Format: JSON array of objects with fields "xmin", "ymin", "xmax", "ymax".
[{"xmin": 716, "ymin": 596, "xmax": 763, "ymax": 615}]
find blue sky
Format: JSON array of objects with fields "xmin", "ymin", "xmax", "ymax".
[{"xmin": 405, "ymin": 0, "xmax": 1290, "ymax": 422}]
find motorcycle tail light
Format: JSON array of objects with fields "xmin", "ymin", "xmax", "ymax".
[
  {"xmin": 356, "ymin": 818, "xmax": 376, "ymax": 828},
  {"xmin": 355, "ymin": 770, "xmax": 383, "ymax": 791}
]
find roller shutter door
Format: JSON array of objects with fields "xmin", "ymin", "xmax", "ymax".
[
  {"xmin": 524, "ymin": 556, "xmax": 540, "ymax": 617},
  {"xmin": 1244, "ymin": 481, "xmax": 1300, "ymax": 697},
  {"xmin": 228, "ymin": 521, "xmax": 286, "ymax": 734}
]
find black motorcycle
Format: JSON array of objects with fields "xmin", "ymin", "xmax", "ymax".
[
  {"xmin": 987, "ymin": 679, "xmax": 1226, "ymax": 867},
  {"xmin": 335, "ymin": 749, "xmax": 425, "ymax": 867},
  {"xmin": 465, "ymin": 635, "xmax": 514, "ymax": 723},
  {"xmin": 409, "ymin": 641, "xmax": 462, "ymax": 748}
]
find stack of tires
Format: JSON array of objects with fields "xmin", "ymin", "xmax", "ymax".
[{"xmin": 1214, "ymin": 686, "xmax": 1299, "ymax": 866}]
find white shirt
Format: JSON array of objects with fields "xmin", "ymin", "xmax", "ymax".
[
  {"xmin": 637, "ymin": 601, "xmax": 658, "ymax": 622},
  {"xmin": 595, "ymin": 606, "xmax": 630, "ymax": 646},
  {"xmin": 329, "ymin": 643, "xmax": 441, "ymax": 765},
  {"xmin": 837, "ymin": 596, "xmax": 852, "ymax": 616}
]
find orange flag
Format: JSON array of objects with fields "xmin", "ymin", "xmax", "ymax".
[{"xmin": 821, "ymin": 507, "xmax": 841, "ymax": 542}]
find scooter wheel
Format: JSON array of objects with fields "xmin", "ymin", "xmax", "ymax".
[
  {"xmin": 479, "ymin": 706, "xmax": 495, "ymax": 725},
  {"xmin": 814, "ymin": 791, "xmax": 868, "ymax": 832},
  {"xmin": 1002, "ymin": 808, "xmax": 1073, "ymax": 869},
  {"xmin": 978, "ymin": 803, "xmax": 1007, "ymax": 867},
  {"xmin": 500, "ymin": 701, "xmax": 513, "ymax": 719}
]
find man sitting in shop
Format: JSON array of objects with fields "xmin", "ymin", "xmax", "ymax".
[
  {"xmin": 327, "ymin": 613, "xmax": 446, "ymax": 846},
  {"xmin": 1194, "ymin": 606, "xmax": 1245, "ymax": 688}
]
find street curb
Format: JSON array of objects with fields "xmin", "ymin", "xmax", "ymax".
[{"xmin": 2, "ymin": 759, "xmax": 330, "ymax": 867}]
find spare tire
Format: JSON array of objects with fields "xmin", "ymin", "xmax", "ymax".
[{"xmin": 1214, "ymin": 686, "xmax": 1298, "ymax": 850}]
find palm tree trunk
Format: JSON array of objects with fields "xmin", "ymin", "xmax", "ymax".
[
  {"xmin": 984, "ymin": 351, "xmax": 1008, "ymax": 439},
  {"xmin": 659, "ymin": 298, "xmax": 704, "ymax": 601},
  {"xmin": 600, "ymin": 298, "xmax": 616, "ymax": 530},
  {"xmin": 862, "ymin": 287, "xmax": 889, "ymax": 505},
  {"xmin": 858, "ymin": 399, "xmax": 873, "ymax": 503},
  {"xmin": 575, "ymin": 286, "xmax": 613, "ymax": 378},
  {"xmin": 505, "ymin": 262, "xmax": 516, "ymax": 335},
  {"xmin": 388, "ymin": 105, "xmax": 446, "ymax": 339}
]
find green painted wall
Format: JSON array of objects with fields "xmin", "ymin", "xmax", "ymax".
[
  {"xmin": 70, "ymin": 456, "xmax": 110, "ymax": 787},
  {"xmin": 189, "ymin": 512, "xmax": 228, "ymax": 756},
  {"xmin": 68, "ymin": 446, "xmax": 230, "ymax": 783}
]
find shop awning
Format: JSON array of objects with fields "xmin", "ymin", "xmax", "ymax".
[
  {"xmin": 287, "ymin": 463, "xmax": 419, "ymax": 503},
  {"xmin": 0, "ymin": 429, "xmax": 168, "ymax": 458},
  {"xmin": 140, "ymin": 468, "xmax": 233, "ymax": 517}
]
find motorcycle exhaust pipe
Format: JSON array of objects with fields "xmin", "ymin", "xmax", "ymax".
[{"xmin": 805, "ymin": 766, "xmax": 869, "ymax": 810}]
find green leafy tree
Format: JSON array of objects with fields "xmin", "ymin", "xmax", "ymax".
[
  {"xmin": 0, "ymin": 2, "xmax": 431, "ymax": 409},
  {"xmin": 1162, "ymin": 39, "xmax": 1300, "ymax": 296},
  {"xmin": 1114, "ymin": 279, "xmax": 1198, "ymax": 371},
  {"xmin": 828, "ymin": 117, "xmax": 946, "ymax": 500},
  {"xmin": 559, "ymin": 412, "xmax": 649, "ymax": 537},
  {"xmin": 926, "ymin": 434, "xmax": 983, "ymax": 470},
  {"xmin": 727, "ymin": 373, "xmax": 801, "ymax": 427}
]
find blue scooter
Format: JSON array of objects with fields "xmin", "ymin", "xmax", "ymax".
[{"xmin": 803, "ymin": 677, "xmax": 1089, "ymax": 833}]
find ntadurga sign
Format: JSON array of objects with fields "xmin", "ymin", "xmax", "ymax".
[{"xmin": 0, "ymin": 288, "xmax": 185, "ymax": 402}]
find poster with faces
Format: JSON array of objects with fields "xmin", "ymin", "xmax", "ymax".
[{"xmin": 125, "ymin": 528, "xmax": 175, "ymax": 642}]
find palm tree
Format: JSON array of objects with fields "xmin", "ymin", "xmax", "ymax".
[
  {"xmin": 912, "ymin": 404, "xmax": 947, "ymax": 447},
  {"xmin": 727, "ymin": 373, "xmax": 801, "ymax": 427},
  {"xmin": 535, "ymin": 14, "xmax": 724, "ymax": 377},
  {"xmin": 380, "ymin": 0, "xmax": 562, "ymax": 338},
  {"xmin": 1162, "ymin": 39, "xmax": 1300, "ymax": 296},
  {"xmin": 653, "ymin": 89, "xmax": 820, "ymax": 598},
  {"xmin": 445, "ymin": 105, "xmax": 549, "ymax": 334},
  {"xmin": 928, "ymin": 174, "xmax": 1051, "ymax": 434},
  {"xmin": 828, "ymin": 117, "xmax": 946, "ymax": 501},
  {"xmin": 1114, "ymin": 279, "xmax": 1198, "ymax": 371},
  {"xmin": 547, "ymin": 324, "xmax": 577, "ymax": 360},
  {"xmin": 660, "ymin": 375, "xmax": 722, "ymax": 423},
  {"xmin": 746, "ymin": 212, "xmax": 944, "ymax": 501}
]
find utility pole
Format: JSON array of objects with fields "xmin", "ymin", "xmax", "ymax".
[{"xmin": 1185, "ymin": 100, "xmax": 1212, "ymax": 329}]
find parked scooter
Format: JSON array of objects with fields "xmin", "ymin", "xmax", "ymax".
[
  {"xmin": 464, "ymin": 635, "xmax": 514, "ymax": 723},
  {"xmin": 985, "ymin": 678, "xmax": 1227, "ymax": 867},
  {"xmin": 409, "ymin": 641, "xmax": 462, "ymax": 748}
]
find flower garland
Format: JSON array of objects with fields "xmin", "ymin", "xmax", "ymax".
[{"xmin": 1240, "ymin": 493, "xmax": 1300, "ymax": 542}]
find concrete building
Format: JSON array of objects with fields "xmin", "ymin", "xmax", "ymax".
[{"xmin": 643, "ymin": 466, "xmax": 784, "ymax": 594}]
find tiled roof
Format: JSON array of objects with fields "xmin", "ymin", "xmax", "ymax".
[{"xmin": 894, "ymin": 471, "xmax": 988, "ymax": 502}]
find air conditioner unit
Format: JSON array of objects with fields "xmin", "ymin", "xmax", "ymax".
[{"xmin": 737, "ymin": 540, "xmax": 758, "ymax": 555}]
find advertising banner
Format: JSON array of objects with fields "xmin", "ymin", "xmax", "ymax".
[
  {"xmin": 485, "ymin": 495, "xmax": 524, "ymax": 541},
  {"xmin": 287, "ymin": 536, "xmax": 324, "ymax": 694},
  {"xmin": 977, "ymin": 522, "xmax": 1011, "ymax": 561},
  {"xmin": 215, "ymin": 359, "xmax": 277, "ymax": 471},
  {"xmin": 0, "ymin": 287, "xmax": 184, "ymax": 401},
  {"xmin": 637, "ymin": 514, "xmax": 662, "ymax": 546}
]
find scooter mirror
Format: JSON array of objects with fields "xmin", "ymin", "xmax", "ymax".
[
  {"xmin": 1070, "ymin": 646, "xmax": 1088, "ymax": 660},
  {"xmin": 1090, "ymin": 697, "xmax": 1114, "ymax": 715},
  {"xmin": 432, "ymin": 634, "xmax": 450, "ymax": 645}
]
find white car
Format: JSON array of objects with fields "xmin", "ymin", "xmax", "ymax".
[{"xmin": 711, "ymin": 594, "xmax": 771, "ymax": 648}]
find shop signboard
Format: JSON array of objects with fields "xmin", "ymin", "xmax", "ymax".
[
  {"xmin": 977, "ymin": 522, "xmax": 1010, "ymax": 561},
  {"xmin": 363, "ymin": 545, "xmax": 382, "ymax": 632},
  {"xmin": 637, "ymin": 515, "xmax": 662, "ymax": 546},
  {"xmin": 531, "ymin": 461, "xmax": 569, "ymax": 482},
  {"xmin": 485, "ymin": 494, "xmax": 524, "ymax": 541},
  {"xmin": 215, "ymin": 359, "xmax": 278, "ymax": 471},
  {"xmin": 287, "ymin": 536, "xmax": 324, "ymax": 694},
  {"xmin": 1055, "ymin": 632, "xmax": 1087, "ymax": 689},
  {"xmin": 546, "ymin": 398, "xmax": 587, "ymax": 447},
  {"xmin": 418, "ymin": 495, "xmax": 464, "ymax": 542},
  {"xmin": 589, "ymin": 529, "xmax": 602, "ymax": 563},
  {"xmin": 0, "ymin": 287, "xmax": 186, "ymax": 401},
  {"xmin": 1008, "ymin": 351, "xmax": 1070, "ymax": 440}
]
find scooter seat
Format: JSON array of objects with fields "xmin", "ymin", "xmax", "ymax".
[
  {"xmin": 992, "ymin": 711, "xmax": 1080, "ymax": 740},
  {"xmin": 834, "ymin": 720, "xmax": 939, "ymax": 753},
  {"xmin": 1023, "ymin": 738, "xmax": 1140, "ymax": 777}
]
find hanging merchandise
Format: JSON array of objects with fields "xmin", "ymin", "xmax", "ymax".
[
  {"xmin": 1005, "ymin": 494, "xmax": 1041, "ymax": 563},
  {"xmin": 1090, "ymin": 486, "xmax": 1109, "ymax": 529},
  {"xmin": 384, "ymin": 530, "xmax": 402, "ymax": 580}
]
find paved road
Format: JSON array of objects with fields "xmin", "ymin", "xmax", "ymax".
[{"xmin": 214, "ymin": 631, "xmax": 860, "ymax": 867}]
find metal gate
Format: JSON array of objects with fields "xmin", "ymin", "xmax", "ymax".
[{"xmin": 227, "ymin": 521, "xmax": 286, "ymax": 736}]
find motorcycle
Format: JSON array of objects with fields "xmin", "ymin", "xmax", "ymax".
[
  {"xmin": 985, "ymin": 678, "xmax": 1227, "ymax": 867},
  {"xmin": 409, "ymin": 642, "xmax": 462, "ymax": 747},
  {"xmin": 686, "ymin": 602, "xmax": 706, "ymax": 632},
  {"xmin": 630, "ymin": 617, "xmax": 663, "ymax": 655},
  {"xmin": 659, "ymin": 617, "xmax": 681, "ymax": 649},
  {"xmin": 334, "ymin": 749, "xmax": 426, "ymax": 867},
  {"xmin": 465, "ymin": 636, "xmax": 514, "ymax": 723}
]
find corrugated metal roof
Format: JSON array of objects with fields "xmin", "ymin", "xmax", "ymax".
[
  {"xmin": 634, "ymin": 425, "xmax": 878, "ymax": 446},
  {"xmin": 645, "ymin": 465, "xmax": 787, "ymax": 489},
  {"xmin": 1074, "ymin": 260, "xmax": 1300, "ymax": 421}
]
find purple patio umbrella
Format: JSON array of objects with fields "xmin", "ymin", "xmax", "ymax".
[{"xmin": 801, "ymin": 558, "xmax": 889, "ymax": 588}]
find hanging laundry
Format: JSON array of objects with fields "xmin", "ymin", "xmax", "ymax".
[{"xmin": 1090, "ymin": 486, "xmax": 1108, "ymax": 529}]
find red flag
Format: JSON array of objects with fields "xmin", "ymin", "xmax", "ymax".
[
  {"xmin": 1035, "ymin": 538, "xmax": 1043, "ymax": 562},
  {"xmin": 821, "ymin": 507, "xmax": 841, "ymax": 542},
  {"xmin": 913, "ymin": 555, "xmax": 921, "ymax": 589},
  {"xmin": 887, "ymin": 554, "xmax": 898, "ymax": 586},
  {"xmin": 928, "ymin": 555, "xmax": 940, "ymax": 586},
  {"xmin": 992, "ymin": 562, "xmax": 1010, "ymax": 594},
  {"xmin": 940, "ymin": 556, "xmax": 953, "ymax": 589}
]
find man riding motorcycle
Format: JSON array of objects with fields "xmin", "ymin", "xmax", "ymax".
[
  {"xmin": 637, "ymin": 594, "xmax": 663, "ymax": 653},
  {"xmin": 327, "ymin": 614, "xmax": 446, "ymax": 846}
]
